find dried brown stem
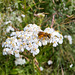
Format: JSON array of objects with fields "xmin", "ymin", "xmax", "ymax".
[{"xmin": 61, "ymin": 67, "xmax": 64, "ymax": 75}]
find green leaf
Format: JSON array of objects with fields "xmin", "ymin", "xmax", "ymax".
[{"xmin": 10, "ymin": 69, "xmax": 18, "ymax": 75}]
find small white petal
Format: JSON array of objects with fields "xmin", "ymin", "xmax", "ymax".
[
  {"xmin": 48, "ymin": 60, "xmax": 53, "ymax": 65},
  {"xmin": 70, "ymin": 64, "xmax": 73, "ymax": 68},
  {"xmin": 15, "ymin": 58, "xmax": 26, "ymax": 65},
  {"xmin": 21, "ymin": 14, "xmax": 25, "ymax": 17},
  {"xmin": 40, "ymin": 66, "xmax": 43, "ymax": 71}
]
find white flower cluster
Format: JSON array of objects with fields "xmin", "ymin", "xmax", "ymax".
[
  {"xmin": 15, "ymin": 58, "xmax": 26, "ymax": 66},
  {"xmin": 4, "ymin": 21, "xmax": 11, "ymax": 25},
  {"xmin": 4, "ymin": 12, "xmax": 25, "ymax": 26},
  {"xmin": 6, "ymin": 26, "xmax": 14, "ymax": 33},
  {"xmin": 2, "ymin": 37, "xmax": 24, "ymax": 57},
  {"xmin": 43, "ymin": 28, "xmax": 63, "ymax": 47},
  {"xmin": 64, "ymin": 35, "xmax": 72, "ymax": 44},
  {"xmin": 2, "ymin": 24, "xmax": 42, "ymax": 57},
  {"xmin": 2, "ymin": 24, "xmax": 67, "ymax": 65}
]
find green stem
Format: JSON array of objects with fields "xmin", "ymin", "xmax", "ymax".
[
  {"xmin": 24, "ymin": 0, "xmax": 27, "ymax": 14},
  {"xmin": 71, "ymin": 0, "xmax": 73, "ymax": 14},
  {"xmin": 32, "ymin": 57, "xmax": 35, "ymax": 75}
]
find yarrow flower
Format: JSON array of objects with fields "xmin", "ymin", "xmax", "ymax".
[
  {"xmin": 64, "ymin": 35, "xmax": 72, "ymax": 44},
  {"xmin": 15, "ymin": 58, "xmax": 26, "ymax": 65},
  {"xmin": 43, "ymin": 27, "xmax": 63, "ymax": 47},
  {"xmin": 2, "ymin": 24, "xmax": 42, "ymax": 65},
  {"xmin": 48, "ymin": 60, "xmax": 53, "ymax": 65},
  {"xmin": 50, "ymin": 31, "xmax": 63, "ymax": 47},
  {"xmin": 21, "ymin": 14, "xmax": 25, "ymax": 17},
  {"xmin": 6, "ymin": 26, "xmax": 14, "ymax": 33},
  {"xmin": 2, "ymin": 24, "xmax": 71, "ymax": 65},
  {"xmin": 16, "ymin": 16, "xmax": 22, "ymax": 23},
  {"xmin": 69, "ymin": 64, "xmax": 73, "ymax": 68},
  {"xmin": 4, "ymin": 20, "xmax": 11, "ymax": 25},
  {"xmin": 40, "ymin": 66, "xmax": 43, "ymax": 71}
]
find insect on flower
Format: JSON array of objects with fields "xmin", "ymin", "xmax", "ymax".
[{"xmin": 38, "ymin": 31, "xmax": 51, "ymax": 39}]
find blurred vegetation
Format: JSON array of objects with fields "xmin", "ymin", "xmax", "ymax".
[{"xmin": 0, "ymin": 0, "xmax": 75, "ymax": 75}]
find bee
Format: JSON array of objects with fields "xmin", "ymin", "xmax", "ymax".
[{"xmin": 38, "ymin": 31, "xmax": 51, "ymax": 39}]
